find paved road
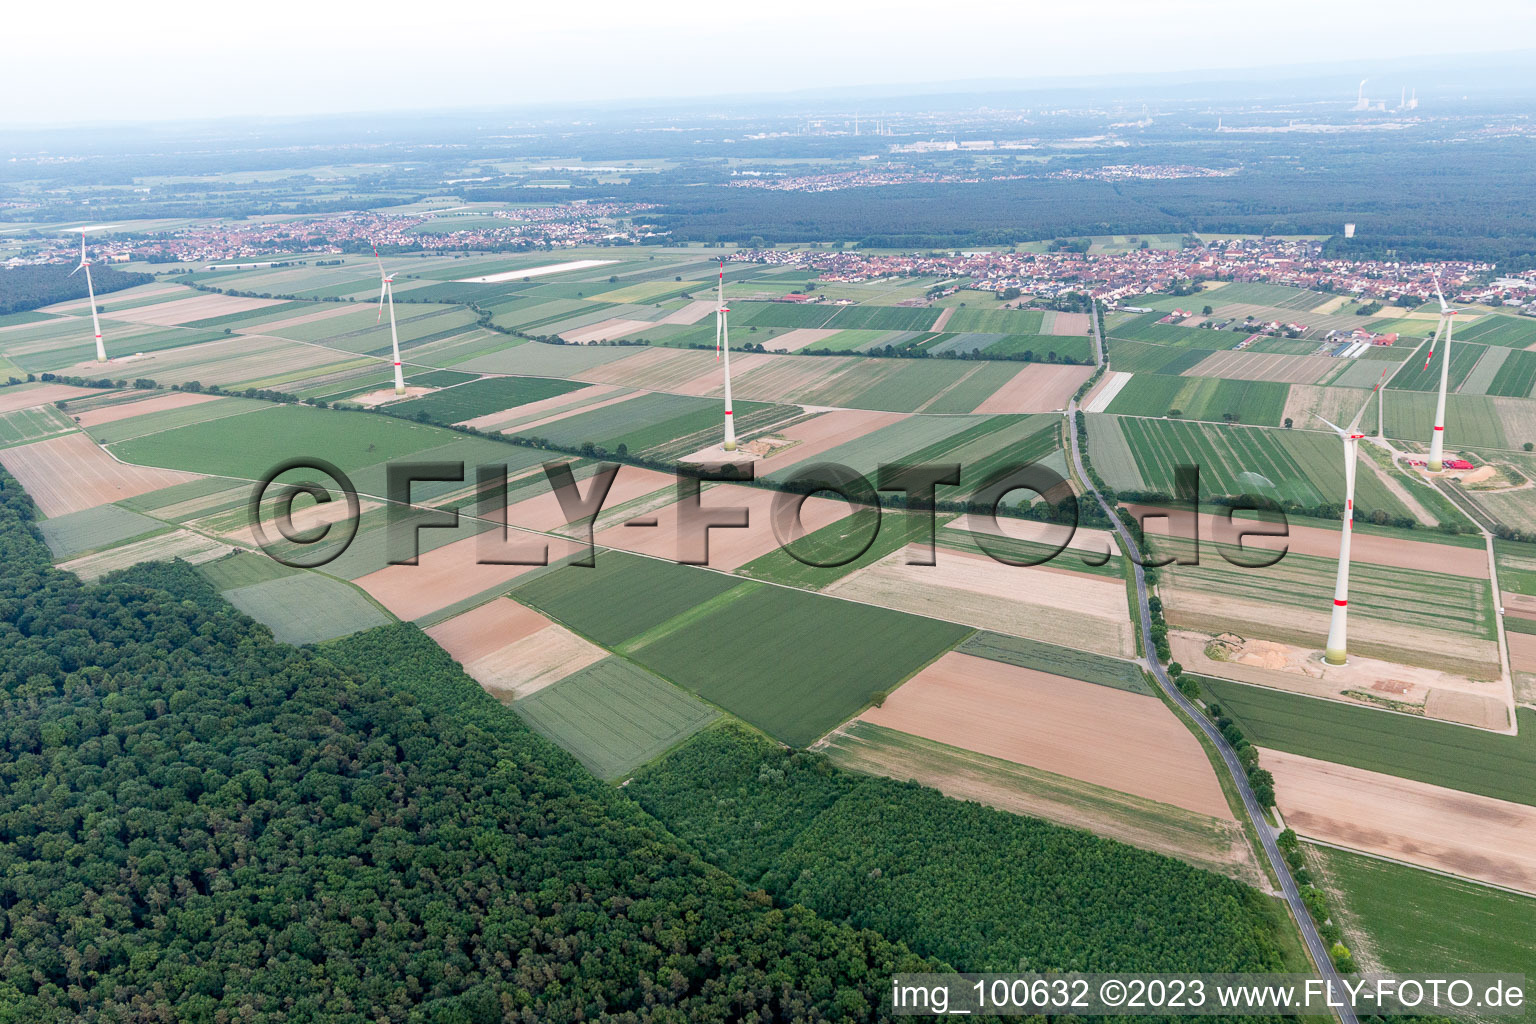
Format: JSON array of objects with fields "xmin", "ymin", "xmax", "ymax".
[{"xmin": 1073, "ymin": 304, "xmax": 1358, "ymax": 1024}]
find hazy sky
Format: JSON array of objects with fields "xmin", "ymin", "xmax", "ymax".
[{"xmin": 8, "ymin": 0, "xmax": 1535, "ymax": 125}]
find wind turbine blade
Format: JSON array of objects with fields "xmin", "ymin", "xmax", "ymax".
[
  {"xmin": 373, "ymin": 245, "xmax": 385, "ymax": 278},
  {"xmin": 1314, "ymin": 413, "xmax": 1346, "ymax": 436},
  {"xmin": 1422, "ymin": 317, "xmax": 1445, "ymax": 371},
  {"xmin": 1347, "ymin": 402, "xmax": 1371, "ymax": 434},
  {"xmin": 377, "ymin": 283, "xmax": 387, "ymax": 323},
  {"xmin": 1433, "ymin": 273, "xmax": 1448, "ymax": 313},
  {"xmin": 69, "ymin": 263, "xmax": 82, "ymax": 277}
]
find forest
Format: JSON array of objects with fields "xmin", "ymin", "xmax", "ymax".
[
  {"xmin": 0, "ymin": 263, "xmax": 154, "ymax": 315},
  {"xmin": 0, "ymin": 468, "xmax": 948, "ymax": 1022},
  {"xmin": 627, "ymin": 726, "xmax": 1294, "ymax": 993}
]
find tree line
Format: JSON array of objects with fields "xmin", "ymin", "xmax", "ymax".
[{"xmin": 0, "ymin": 263, "xmax": 153, "ymax": 316}]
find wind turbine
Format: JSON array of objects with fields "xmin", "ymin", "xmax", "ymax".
[
  {"xmin": 1425, "ymin": 273, "xmax": 1459, "ymax": 472},
  {"xmin": 1316, "ymin": 370, "xmax": 1388, "ymax": 665},
  {"xmin": 68, "ymin": 232, "xmax": 107, "ymax": 363},
  {"xmin": 373, "ymin": 248, "xmax": 406, "ymax": 395},
  {"xmin": 716, "ymin": 260, "xmax": 737, "ymax": 452}
]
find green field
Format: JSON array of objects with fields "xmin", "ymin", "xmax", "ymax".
[
  {"xmin": 1108, "ymin": 312, "xmax": 1222, "ymax": 347},
  {"xmin": 1113, "ymin": 416, "xmax": 1410, "ymax": 516},
  {"xmin": 1105, "ymin": 375, "xmax": 1289, "ymax": 426},
  {"xmin": 222, "ymin": 573, "xmax": 393, "ymax": 644},
  {"xmin": 1454, "ymin": 312, "xmax": 1536, "ymax": 348},
  {"xmin": 1310, "ymin": 845, "xmax": 1536, "ymax": 1014},
  {"xmin": 822, "ymin": 304, "xmax": 942, "ymax": 332},
  {"xmin": 513, "ymin": 657, "xmax": 718, "ymax": 779},
  {"xmin": 1200, "ymin": 679, "xmax": 1536, "ymax": 806},
  {"xmin": 734, "ymin": 510, "xmax": 942, "ymax": 590},
  {"xmin": 197, "ymin": 550, "xmax": 300, "ymax": 591},
  {"xmin": 81, "ymin": 395, "xmax": 270, "ymax": 444},
  {"xmin": 514, "ymin": 390, "xmax": 787, "ymax": 456},
  {"xmin": 630, "ymin": 584, "xmax": 970, "ymax": 746},
  {"xmin": 727, "ymin": 300, "xmax": 842, "ymax": 330},
  {"xmin": 942, "ymin": 308, "xmax": 1045, "ymax": 334},
  {"xmin": 0, "ymin": 405, "xmax": 76, "ymax": 448},
  {"xmin": 1166, "ymin": 546, "xmax": 1496, "ymax": 669},
  {"xmin": 1384, "ymin": 391, "xmax": 1508, "ymax": 449},
  {"xmin": 511, "ymin": 551, "xmax": 744, "ymax": 647},
  {"xmin": 387, "ymin": 375, "xmax": 584, "ymax": 423},
  {"xmin": 958, "ymin": 632, "xmax": 1151, "ymax": 693},
  {"xmin": 1388, "ymin": 340, "xmax": 1487, "ymax": 392},
  {"xmin": 109, "ymin": 404, "xmax": 451, "ymax": 478},
  {"xmin": 1107, "ymin": 339, "xmax": 1218, "ymax": 374},
  {"xmin": 1207, "ymin": 283, "xmax": 1329, "ymax": 311},
  {"xmin": 37, "ymin": 504, "xmax": 166, "ymax": 559},
  {"xmin": 1486, "ymin": 350, "xmax": 1536, "ymax": 399},
  {"xmin": 978, "ymin": 333, "xmax": 1094, "ymax": 362}
]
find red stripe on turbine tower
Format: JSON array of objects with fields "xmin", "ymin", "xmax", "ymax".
[{"xmin": 1334, "ymin": 599, "xmax": 1348, "ymax": 607}]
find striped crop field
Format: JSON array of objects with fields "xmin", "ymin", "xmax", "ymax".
[
  {"xmin": 1388, "ymin": 340, "xmax": 1487, "ymax": 392},
  {"xmin": 1104, "ymin": 375, "xmax": 1289, "ymax": 426},
  {"xmin": 1115, "ymin": 416, "xmax": 1410, "ymax": 516}
]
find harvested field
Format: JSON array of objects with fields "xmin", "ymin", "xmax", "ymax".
[
  {"xmin": 765, "ymin": 328, "xmax": 840, "ymax": 353},
  {"xmin": 1083, "ymin": 370, "xmax": 1133, "ymax": 413},
  {"xmin": 670, "ymin": 353, "xmax": 776, "ymax": 398},
  {"xmin": 109, "ymin": 294, "xmax": 283, "ymax": 326},
  {"xmin": 944, "ymin": 513, "xmax": 1121, "ymax": 558},
  {"xmin": 749, "ymin": 408, "xmax": 907, "ymax": 469},
  {"xmin": 1509, "ymin": 631, "xmax": 1536, "ymax": 675},
  {"xmin": 591, "ymin": 482, "xmax": 854, "ymax": 570},
  {"xmin": 0, "ymin": 383, "xmax": 95, "ymax": 413},
  {"xmin": 456, "ymin": 259, "xmax": 617, "ymax": 283},
  {"xmin": 1165, "ymin": 583, "xmax": 1500, "ymax": 682},
  {"xmin": 0, "ymin": 432, "xmax": 203, "ymax": 516},
  {"xmin": 425, "ymin": 597, "xmax": 605, "ymax": 700},
  {"xmin": 1128, "ymin": 503, "xmax": 1488, "ymax": 577},
  {"xmin": 823, "ymin": 721, "xmax": 1261, "ymax": 884},
  {"xmin": 1265, "ymin": 748, "xmax": 1536, "ymax": 894},
  {"xmin": 504, "ymin": 464, "xmax": 673, "ymax": 533},
  {"xmin": 656, "ymin": 299, "xmax": 716, "ymax": 325},
  {"xmin": 1184, "ymin": 350, "xmax": 1336, "ymax": 384},
  {"xmin": 1046, "ymin": 311, "xmax": 1091, "ymax": 336},
  {"xmin": 88, "ymin": 335, "xmax": 344, "ymax": 388},
  {"xmin": 237, "ymin": 304, "xmax": 357, "ymax": 335},
  {"xmin": 858, "ymin": 651, "xmax": 1231, "ymax": 817},
  {"xmin": 824, "ymin": 544, "xmax": 1135, "ymax": 657},
  {"xmin": 57, "ymin": 529, "xmax": 226, "ymax": 581},
  {"xmin": 501, "ymin": 389, "xmax": 644, "ymax": 436},
  {"xmin": 355, "ymin": 529, "xmax": 580, "ymax": 621},
  {"xmin": 72, "ymin": 391, "xmax": 223, "ymax": 427},
  {"xmin": 1174, "ymin": 632, "xmax": 1509, "ymax": 730},
  {"xmin": 970, "ymin": 362, "xmax": 1094, "ymax": 414},
  {"xmin": 560, "ymin": 318, "xmax": 653, "ymax": 344},
  {"xmin": 729, "ymin": 356, "xmax": 872, "ymax": 405}
]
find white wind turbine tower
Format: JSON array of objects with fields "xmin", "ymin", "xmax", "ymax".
[
  {"xmin": 716, "ymin": 260, "xmax": 737, "ymax": 452},
  {"xmin": 1425, "ymin": 272, "xmax": 1459, "ymax": 471},
  {"xmin": 1316, "ymin": 370, "xmax": 1387, "ymax": 665},
  {"xmin": 69, "ymin": 231, "xmax": 107, "ymax": 363},
  {"xmin": 373, "ymin": 248, "xmax": 406, "ymax": 395}
]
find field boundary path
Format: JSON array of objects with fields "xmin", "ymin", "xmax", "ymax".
[{"xmin": 1075, "ymin": 302, "xmax": 1358, "ymax": 1024}]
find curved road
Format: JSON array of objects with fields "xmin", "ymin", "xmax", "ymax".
[{"xmin": 1072, "ymin": 304, "xmax": 1357, "ymax": 1024}]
